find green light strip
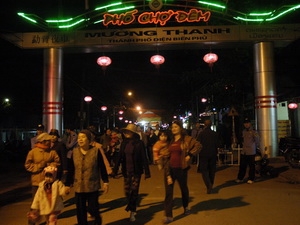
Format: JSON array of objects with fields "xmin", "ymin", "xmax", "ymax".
[
  {"xmin": 58, "ymin": 19, "xmax": 85, "ymax": 28},
  {"xmin": 198, "ymin": 1, "xmax": 226, "ymax": 9},
  {"xmin": 95, "ymin": 2, "xmax": 122, "ymax": 11},
  {"xmin": 46, "ymin": 18, "xmax": 73, "ymax": 23},
  {"xmin": 17, "ymin": 12, "xmax": 37, "ymax": 23},
  {"xmin": 94, "ymin": 19, "xmax": 104, "ymax": 24},
  {"xmin": 16, "ymin": 3, "xmax": 300, "ymax": 29},
  {"xmin": 249, "ymin": 12, "xmax": 273, "ymax": 16},
  {"xmin": 234, "ymin": 4, "xmax": 300, "ymax": 22},
  {"xmin": 266, "ymin": 5, "xmax": 300, "ymax": 21},
  {"xmin": 233, "ymin": 17, "xmax": 264, "ymax": 22},
  {"xmin": 108, "ymin": 6, "xmax": 135, "ymax": 12}
]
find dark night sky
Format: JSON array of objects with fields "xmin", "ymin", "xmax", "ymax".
[{"xmin": 1, "ymin": 1, "xmax": 300, "ymax": 128}]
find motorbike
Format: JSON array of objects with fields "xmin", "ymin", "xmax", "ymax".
[
  {"xmin": 255, "ymin": 148, "xmax": 278, "ymax": 177},
  {"xmin": 279, "ymin": 137, "xmax": 300, "ymax": 168}
]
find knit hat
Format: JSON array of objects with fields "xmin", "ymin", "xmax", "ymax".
[
  {"xmin": 36, "ymin": 133, "xmax": 53, "ymax": 142},
  {"xmin": 44, "ymin": 166, "xmax": 57, "ymax": 180}
]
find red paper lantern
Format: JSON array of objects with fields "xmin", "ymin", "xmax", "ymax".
[
  {"xmin": 150, "ymin": 54, "xmax": 165, "ymax": 68},
  {"xmin": 288, "ymin": 103, "xmax": 298, "ymax": 109},
  {"xmin": 84, "ymin": 96, "xmax": 92, "ymax": 102},
  {"xmin": 97, "ymin": 56, "xmax": 112, "ymax": 70},
  {"xmin": 101, "ymin": 106, "xmax": 107, "ymax": 111},
  {"xmin": 203, "ymin": 53, "xmax": 218, "ymax": 67}
]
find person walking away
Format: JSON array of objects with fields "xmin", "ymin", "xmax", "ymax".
[
  {"xmin": 27, "ymin": 166, "xmax": 70, "ymax": 225},
  {"xmin": 163, "ymin": 120, "xmax": 201, "ymax": 224},
  {"xmin": 25, "ymin": 133, "xmax": 60, "ymax": 225},
  {"xmin": 191, "ymin": 121, "xmax": 203, "ymax": 164},
  {"xmin": 235, "ymin": 118, "xmax": 260, "ymax": 184},
  {"xmin": 49, "ymin": 129, "xmax": 68, "ymax": 183},
  {"xmin": 197, "ymin": 119, "xmax": 220, "ymax": 194},
  {"xmin": 65, "ymin": 129, "xmax": 109, "ymax": 225},
  {"xmin": 112, "ymin": 124, "xmax": 151, "ymax": 222},
  {"xmin": 100, "ymin": 128, "xmax": 112, "ymax": 166}
]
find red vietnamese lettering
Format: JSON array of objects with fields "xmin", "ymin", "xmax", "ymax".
[
  {"xmin": 138, "ymin": 10, "xmax": 174, "ymax": 26},
  {"xmin": 175, "ymin": 9, "xmax": 211, "ymax": 23},
  {"xmin": 103, "ymin": 8, "xmax": 211, "ymax": 26},
  {"xmin": 103, "ymin": 9, "xmax": 138, "ymax": 26}
]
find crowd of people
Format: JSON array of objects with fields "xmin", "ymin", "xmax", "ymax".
[{"xmin": 24, "ymin": 118, "xmax": 259, "ymax": 225}]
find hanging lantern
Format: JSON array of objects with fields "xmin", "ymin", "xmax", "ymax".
[
  {"xmin": 203, "ymin": 53, "xmax": 218, "ymax": 68},
  {"xmin": 288, "ymin": 103, "xmax": 298, "ymax": 109},
  {"xmin": 150, "ymin": 54, "xmax": 165, "ymax": 68},
  {"xmin": 101, "ymin": 106, "xmax": 107, "ymax": 111},
  {"xmin": 97, "ymin": 56, "xmax": 112, "ymax": 70}
]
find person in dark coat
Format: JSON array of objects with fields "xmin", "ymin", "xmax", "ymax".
[
  {"xmin": 49, "ymin": 129, "xmax": 68, "ymax": 183},
  {"xmin": 112, "ymin": 124, "xmax": 151, "ymax": 222},
  {"xmin": 197, "ymin": 119, "xmax": 221, "ymax": 194}
]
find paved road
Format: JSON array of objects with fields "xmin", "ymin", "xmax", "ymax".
[{"xmin": 0, "ymin": 159, "xmax": 300, "ymax": 225}]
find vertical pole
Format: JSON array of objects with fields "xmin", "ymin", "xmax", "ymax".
[
  {"xmin": 113, "ymin": 107, "xmax": 116, "ymax": 128},
  {"xmin": 43, "ymin": 48, "xmax": 63, "ymax": 134},
  {"xmin": 254, "ymin": 42, "xmax": 278, "ymax": 157}
]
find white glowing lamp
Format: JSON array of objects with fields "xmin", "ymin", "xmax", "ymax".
[
  {"xmin": 84, "ymin": 96, "xmax": 92, "ymax": 102},
  {"xmin": 150, "ymin": 54, "xmax": 165, "ymax": 68},
  {"xmin": 97, "ymin": 56, "xmax": 112, "ymax": 70}
]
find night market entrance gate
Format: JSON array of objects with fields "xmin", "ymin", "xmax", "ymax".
[{"xmin": 2, "ymin": 23, "xmax": 300, "ymax": 157}]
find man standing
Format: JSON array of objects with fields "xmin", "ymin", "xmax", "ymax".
[
  {"xmin": 197, "ymin": 119, "xmax": 220, "ymax": 194},
  {"xmin": 235, "ymin": 118, "xmax": 260, "ymax": 184}
]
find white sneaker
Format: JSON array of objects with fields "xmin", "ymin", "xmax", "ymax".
[
  {"xmin": 129, "ymin": 212, "xmax": 137, "ymax": 222},
  {"xmin": 235, "ymin": 179, "xmax": 243, "ymax": 183},
  {"xmin": 247, "ymin": 180, "xmax": 254, "ymax": 184}
]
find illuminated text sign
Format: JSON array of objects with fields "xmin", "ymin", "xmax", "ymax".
[{"xmin": 103, "ymin": 9, "xmax": 211, "ymax": 26}]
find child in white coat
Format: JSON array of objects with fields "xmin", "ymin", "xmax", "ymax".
[{"xmin": 27, "ymin": 166, "xmax": 70, "ymax": 225}]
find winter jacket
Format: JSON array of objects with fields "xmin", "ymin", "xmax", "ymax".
[
  {"xmin": 242, "ymin": 127, "xmax": 260, "ymax": 155},
  {"xmin": 113, "ymin": 138, "xmax": 151, "ymax": 178},
  {"xmin": 25, "ymin": 146, "xmax": 60, "ymax": 186},
  {"xmin": 31, "ymin": 180, "xmax": 66, "ymax": 215},
  {"xmin": 170, "ymin": 135, "xmax": 202, "ymax": 169},
  {"xmin": 198, "ymin": 127, "xmax": 220, "ymax": 158}
]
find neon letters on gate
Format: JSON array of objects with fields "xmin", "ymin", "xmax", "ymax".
[{"xmin": 103, "ymin": 9, "xmax": 211, "ymax": 26}]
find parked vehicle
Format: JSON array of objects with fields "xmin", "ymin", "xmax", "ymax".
[
  {"xmin": 255, "ymin": 148, "xmax": 275, "ymax": 177},
  {"xmin": 279, "ymin": 137, "xmax": 300, "ymax": 168}
]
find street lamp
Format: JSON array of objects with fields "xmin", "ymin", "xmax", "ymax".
[
  {"xmin": 84, "ymin": 96, "xmax": 92, "ymax": 127},
  {"xmin": 101, "ymin": 105, "xmax": 109, "ymax": 129}
]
